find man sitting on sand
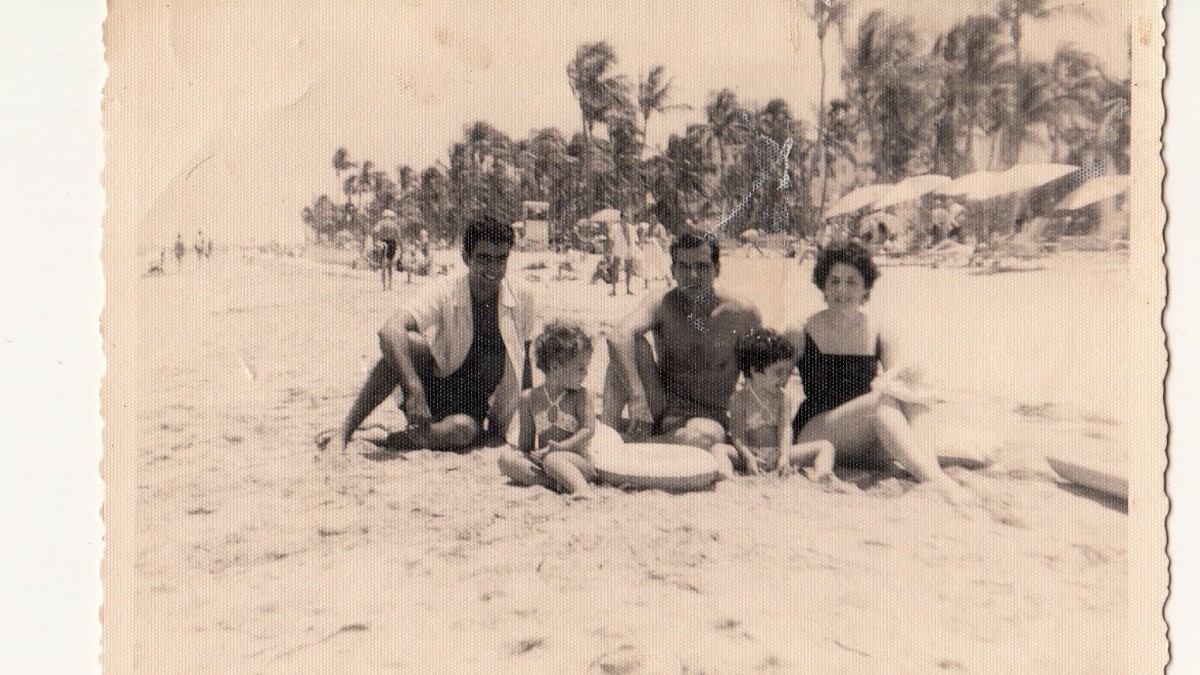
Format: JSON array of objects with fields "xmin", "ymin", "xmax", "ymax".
[
  {"xmin": 320, "ymin": 216, "xmax": 540, "ymax": 454},
  {"xmin": 603, "ymin": 230, "xmax": 761, "ymax": 449}
]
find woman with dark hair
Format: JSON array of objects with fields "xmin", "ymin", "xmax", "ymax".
[{"xmin": 786, "ymin": 242, "xmax": 973, "ymax": 505}]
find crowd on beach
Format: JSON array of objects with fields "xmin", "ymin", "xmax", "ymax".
[
  {"xmin": 145, "ymin": 231, "xmax": 215, "ymax": 275},
  {"xmin": 366, "ymin": 209, "xmax": 438, "ymax": 290},
  {"xmin": 318, "ymin": 214, "xmax": 980, "ymax": 509},
  {"xmin": 586, "ymin": 216, "xmax": 673, "ymax": 295}
]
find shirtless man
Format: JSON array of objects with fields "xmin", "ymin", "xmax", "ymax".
[{"xmin": 604, "ymin": 230, "xmax": 761, "ymax": 449}]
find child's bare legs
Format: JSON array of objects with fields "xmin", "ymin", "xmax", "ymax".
[
  {"xmin": 783, "ymin": 440, "xmax": 855, "ymax": 492},
  {"xmin": 497, "ymin": 447, "xmax": 556, "ymax": 489},
  {"xmin": 785, "ymin": 440, "xmax": 836, "ymax": 477},
  {"xmin": 543, "ymin": 452, "xmax": 597, "ymax": 498}
]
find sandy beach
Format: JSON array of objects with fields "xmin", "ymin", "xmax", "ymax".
[{"xmin": 128, "ymin": 249, "xmax": 1129, "ymax": 674}]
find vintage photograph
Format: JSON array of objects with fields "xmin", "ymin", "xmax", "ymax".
[{"xmin": 102, "ymin": 1, "xmax": 1166, "ymax": 672}]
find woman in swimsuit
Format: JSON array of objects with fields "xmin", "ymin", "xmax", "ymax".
[
  {"xmin": 787, "ymin": 242, "xmax": 972, "ymax": 505},
  {"xmin": 498, "ymin": 322, "xmax": 598, "ymax": 498}
]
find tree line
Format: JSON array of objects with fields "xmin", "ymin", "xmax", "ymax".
[{"xmin": 303, "ymin": 2, "xmax": 1129, "ymax": 245}]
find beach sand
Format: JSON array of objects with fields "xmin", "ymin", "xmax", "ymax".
[{"xmin": 127, "ymin": 248, "xmax": 1129, "ymax": 673}]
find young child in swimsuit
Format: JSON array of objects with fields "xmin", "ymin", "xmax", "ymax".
[
  {"xmin": 497, "ymin": 322, "xmax": 598, "ymax": 498},
  {"xmin": 713, "ymin": 328, "xmax": 853, "ymax": 491}
]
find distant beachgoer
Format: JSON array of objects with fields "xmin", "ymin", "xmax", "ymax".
[
  {"xmin": 205, "ymin": 238, "xmax": 214, "ymax": 259},
  {"xmin": 497, "ymin": 322, "xmax": 599, "ymax": 498},
  {"xmin": 784, "ymin": 242, "xmax": 974, "ymax": 506},
  {"xmin": 651, "ymin": 221, "xmax": 670, "ymax": 248},
  {"xmin": 373, "ymin": 210, "xmax": 401, "ymax": 290},
  {"xmin": 603, "ymin": 231, "xmax": 761, "ymax": 449},
  {"xmin": 400, "ymin": 244, "xmax": 429, "ymax": 284},
  {"xmin": 622, "ymin": 218, "xmax": 643, "ymax": 293},
  {"xmin": 195, "ymin": 231, "xmax": 206, "ymax": 259},
  {"xmin": 604, "ymin": 216, "xmax": 629, "ymax": 296},
  {"xmin": 318, "ymin": 216, "xmax": 540, "ymax": 455},
  {"xmin": 638, "ymin": 222, "xmax": 671, "ymax": 285},
  {"xmin": 145, "ymin": 249, "xmax": 166, "ymax": 276},
  {"xmin": 174, "ymin": 234, "xmax": 186, "ymax": 268}
]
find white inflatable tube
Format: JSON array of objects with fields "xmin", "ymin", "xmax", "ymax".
[{"xmin": 589, "ymin": 424, "xmax": 720, "ymax": 492}]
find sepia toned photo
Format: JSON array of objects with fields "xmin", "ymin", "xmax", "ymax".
[{"xmin": 101, "ymin": 1, "xmax": 1167, "ymax": 672}]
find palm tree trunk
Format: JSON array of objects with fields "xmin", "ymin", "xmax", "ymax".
[
  {"xmin": 815, "ymin": 38, "xmax": 830, "ymax": 220},
  {"xmin": 716, "ymin": 142, "xmax": 728, "ymax": 219}
]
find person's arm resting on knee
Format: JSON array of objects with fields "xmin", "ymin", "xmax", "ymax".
[
  {"xmin": 609, "ymin": 297, "xmax": 661, "ymax": 438},
  {"xmin": 378, "ymin": 311, "xmax": 432, "ymax": 430}
]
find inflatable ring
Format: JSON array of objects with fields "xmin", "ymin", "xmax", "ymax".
[{"xmin": 589, "ymin": 424, "xmax": 720, "ymax": 492}]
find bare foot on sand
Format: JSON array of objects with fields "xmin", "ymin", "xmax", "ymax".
[
  {"xmin": 805, "ymin": 469, "xmax": 860, "ymax": 494},
  {"xmin": 353, "ymin": 425, "xmax": 389, "ymax": 445},
  {"xmin": 313, "ymin": 429, "xmax": 346, "ymax": 460}
]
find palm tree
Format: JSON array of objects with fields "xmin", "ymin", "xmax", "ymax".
[
  {"xmin": 810, "ymin": 0, "xmax": 850, "ymax": 219},
  {"xmin": 637, "ymin": 65, "xmax": 689, "ymax": 159},
  {"xmin": 417, "ymin": 167, "xmax": 451, "ymax": 237},
  {"xmin": 993, "ymin": 1, "xmax": 1095, "ymax": 168},
  {"xmin": 663, "ymin": 125, "xmax": 716, "ymax": 221},
  {"xmin": 996, "ymin": 0, "xmax": 1093, "ymax": 71},
  {"xmin": 844, "ymin": 10, "xmax": 927, "ymax": 182},
  {"xmin": 356, "ymin": 161, "xmax": 377, "ymax": 213},
  {"xmin": 331, "ymin": 147, "xmax": 357, "ymax": 203},
  {"xmin": 745, "ymin": 99, "xmax": 805, "ymax": 233},
  {"xmin": 606, "ymin": 103, "xmax": 644, "ymax": 213},
  {"xmin": 566, "ymin": 42, "xmax": 630, "ymax": 145},
  {"xmin": 515, "ymin": 127, "xmax": 577, "ymax": 227},
  {"xmin": 930, "ymin": 14, "xmax": 1012, "ymax": 174},
  {"xmin": 395, "ymin": 165, "xmax": 416, "ymax": 198},
  {"xmin": 567, "ymin": 42, "xmax": 632, "ymax": 211},
  {"xmin": 704, "ymin": 88, "xmax": 746, "ymax": 219}
]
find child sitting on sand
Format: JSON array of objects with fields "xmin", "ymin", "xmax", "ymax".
[
  {"xmin": 712, "ymin": 328, "xmax": 854, "ymax": 491},
  {"xmin": 497, "ymin": 322, "xmax": 599, "ymax": 498}
]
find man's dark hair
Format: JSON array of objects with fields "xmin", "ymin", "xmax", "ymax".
[
  {"xmin": 669, "ymin": 229, "xmax": 720, "ymax": 268},
  {"xmin": 736, "ymin": 328, "xmax": 797, "ymax": 377},
  {"xmin": 812, "ymin": 241, "xmax": 879, "ymax": 292},
  {"xmin": 462, "ymin": 215, "xmax": 515, "ymax": 257}
]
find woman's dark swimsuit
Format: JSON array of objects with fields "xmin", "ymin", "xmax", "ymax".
[{"xmin": 792, "ymin": 332, "xmax": 881, "ymax": 439}]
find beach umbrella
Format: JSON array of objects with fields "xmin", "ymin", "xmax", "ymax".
[
  {"xmin": 825, "ymin": 184, "xmax": 888, "ymax": 219},
  {"xmin": 589, "ymin": 208, "xmax": 622, "ymax": 222},
  {"xmin": 939, "ymin": 163, "xmax": 1079, "ymax": 201},
  {"xmin": 870, "ymin": 174, "xmax": 953, "ymax": 209},
  {"xmin": 1054, "ymin": 175, "xmax": 1129, "ymax": 211},
  {"xmin": 740, "ymin": 228, "xmax": 761, "ymax": 240}
]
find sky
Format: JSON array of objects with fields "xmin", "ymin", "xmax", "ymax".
[{"xmin": 105, "ymin": 0, "xmax": 1132, "ymax": 248}]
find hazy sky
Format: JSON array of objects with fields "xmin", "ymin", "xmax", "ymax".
[{"xmin": 106, "ymin": 0, "xmax": 1131, "ymax": 246}]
